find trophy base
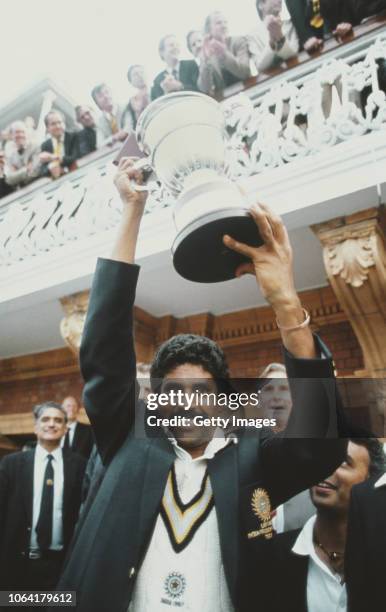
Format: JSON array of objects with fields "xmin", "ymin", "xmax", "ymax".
[{"xmin": 172, "ymin": 209, "xmax": 263, "ymax": 283}]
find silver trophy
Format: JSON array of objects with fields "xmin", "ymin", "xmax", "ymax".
[{"xmin": 135, "ymin": 91, "xmax": 262, "ymax": 283}]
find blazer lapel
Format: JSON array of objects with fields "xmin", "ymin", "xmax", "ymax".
[
  {"xmin": 137, "ymin": 436, "xmax": 175, "ymax": 561},
  {"xmin": 208, "ymin": 443, "xmax": 239, "ymax": 603},
  {"xmin": 62, "ymin": 450, "xmax": 76, "ymax": 519},
  {"xmin": 22, "ymin": 450, "xmax": 35, "ymax": 525}
]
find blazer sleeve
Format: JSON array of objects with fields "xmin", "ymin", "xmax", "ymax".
[
  {"xmin": 259, "ymin": 335, "xmax": 347, "ymax": 507},
  {"xmin": 151, "ymin": 73, "xmax": 166, "ymax": 101},
  {"xmin": 79, "ymin": 258, "xmax": 140, "ymax": 464},
  {"xmin": 62, "ymin": 133, "xmax": 79, "ymax": 169},
  {"xmin": 39, "ymin": 139, "xmax": 53, "ymax": 177},
  {"xmin": 218, "ymin": 36, "xmax": 251, "ymax": 81},
  {"xmin": 0, "ymin": 457, "xmax": 11, "ymax": 546},
  {"xmin": 180, "ymin": 61, "xmax": 199, "ymax": 92},
  {"xmin": 345, "ymin": 485, "xmax": 367, "ymax": 612}
]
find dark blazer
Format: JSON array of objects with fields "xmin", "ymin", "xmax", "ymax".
[
  {"xmin": 151, "ymin": 60, "xmax": 199, "ymax": 100},
  {"xmin": 0, "ymin": 177, "xmax": 13, "ymax": 199},
  {"xmin": 55, "ymin": 258, "xmax": 346, "ymax": 612},
  {"xmin": 0, "ymin": 447, "xmax": 86, "ymax": 589},
  {"xmin": 253, "ymin": 529, "xmax": 308, "ymax": 612},
  {"xmin": 286, "ymin": 0, "xmax": 326, "ymax": 47},
  {"xmin": 40, "ymin": 132, "xmax": 79, "ymax": 175},
  {"xmin": 345, "ymin": 477, "xmax": 386, "ymax": 611},
  {"xmin": 76, "ymin": 127, "xmax": 97, "ymax": 158},
  {"xmin": 71, "ymin": 422, "xmax": 94, "ymax": 459},
  {"xmin": 321, "ymin": 0, "xmax": 386, "ymax": 30}
]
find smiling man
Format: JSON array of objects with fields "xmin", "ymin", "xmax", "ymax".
[
  {"xmin": 54, "ymin": 158, "xmax": 347, "ymax": 612},
  {"xmin": 0, "ymin": 402, "xmax": 86, "ymax": 590},
  {"xmin": 259, "ymin": 437, "xmax": 385, "ymax": 612}
]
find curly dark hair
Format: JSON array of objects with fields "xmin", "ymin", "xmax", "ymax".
[
  {"xmin": 350, "ymin": 436, "xmax": 386, "ymax": 478},
  {"xmin": 150, "ymin": 334, "xmax": 230, "ymax": 391}
]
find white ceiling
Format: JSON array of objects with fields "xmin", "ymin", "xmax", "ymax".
[{"xmin": 0, "ymin": 226, "xmax": 327, "ymax": 358}]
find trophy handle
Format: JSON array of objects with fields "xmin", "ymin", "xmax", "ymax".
[{"xmin": 131, "ymin": 157, "xmax": 158, "ymax": 193}]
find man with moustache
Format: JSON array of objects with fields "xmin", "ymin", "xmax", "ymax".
[
  {"xmin": 0, "ymin": 402, "xmax": 86, "ymax": 590},
  {"xmin": 54, "ymin": 158, "xmax": 346, "ymax": 612}
]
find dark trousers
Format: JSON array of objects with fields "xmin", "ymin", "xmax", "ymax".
[{"xmin": 24, "ymin": 551, "xmax": 65, "ymax": 590}]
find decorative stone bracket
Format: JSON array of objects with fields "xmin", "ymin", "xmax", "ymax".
[{"xmin": 312, "ymin": 207, "xmax": 386, "ymax": 378}]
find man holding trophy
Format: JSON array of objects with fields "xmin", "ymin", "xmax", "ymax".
[{"xmin": 54, "ymin": 93, "xmax": 346, "ymax": 612}]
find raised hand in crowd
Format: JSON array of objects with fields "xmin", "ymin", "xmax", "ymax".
[
  {"xmin": 160, "ymin": 74, "xmax": 183, "ymax": 94},
  {"xmin": 265, "ymin": 14, "xmax": 285, "ymax": 46},
  {"xmin": 303, "ymin": 35, "xmax": 323, "ymax": 52},
  {"xmin": 334, "ymin": 22, "xmax": 353, "ymax": 38}
]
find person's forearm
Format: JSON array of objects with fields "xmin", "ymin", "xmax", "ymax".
[
  {"xmin": 111, "ymin": 206, "xmax": 144, "ymax": 264},
  {"xmin": 274, "ymin": 296, "xmax": 317, "ymax": 359}
]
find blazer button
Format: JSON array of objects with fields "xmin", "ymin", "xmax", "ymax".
[{"xmin": 128, "ymin": 567, "xmax": 136, "ymax": 580}]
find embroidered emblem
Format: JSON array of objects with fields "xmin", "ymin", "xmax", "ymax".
[
  {"xmin": 164, "ymin": 572, "xmax": 186, "ymax": 599},
  {"xmin": 248, "ymin": 488, "xmax": 273, "ymax": 540},
  {"xmin": 161, "ymin": 465, "xmax": 214, "ymax": 553},
  {"xmin": 46, "ymin": 479, "xmax": 54, "ymax": 486},
  {"xmin": 251, "ymin": 488, "xmax": 271, "ymax": 521}
]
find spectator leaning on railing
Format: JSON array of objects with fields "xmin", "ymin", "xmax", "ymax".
[
  {"xmin": 285, "ymin": 0, "xmax": 325, "ymax": 52},
  {"xmin": 91, "ymin": 83, "xmax": 132, "ymax": 146},
  {"xmin": 320, "ymin": 0, "xmax": 386, "ymax": 37},
  {"xmin": 40, "ymin": 111, "xmax": 79, "ymax": 179},
  {"xmin": 75, "ymin": 106, "xmax": 98, "ymax": 157},
  {"xmin": 150, "ymin": 34, "xmax": 199, "ymax": 100},
  {"xmin": 249, "ymin": 0, "xmax": 299, "ymax": 73},
  {"xmin": 4, "ymin": 121, "xmax": 41, "ymax": 189},
  {"xmin": 126, "ymin": 65, "xmax": 150, "ymax": 129},
  {"xmin": 198, "ymin": 11, "xmax": 251, "ymax": 98}
]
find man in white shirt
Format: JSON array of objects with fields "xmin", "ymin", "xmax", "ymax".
[
  {"xmin": 249, "ymin": 0, "xmax": 299, "ymax": 73},
  {"xmin": 0, "ymin": 402, "xmax": 86, "ymax": 589},
  {"xmin": 257, "ymin": 437, "xmax": 384, "ymax": 611}
]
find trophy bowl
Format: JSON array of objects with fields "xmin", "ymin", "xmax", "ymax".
[{"xmin": 136, "ymin": 91, "xmax": 262, "ymax": 283}]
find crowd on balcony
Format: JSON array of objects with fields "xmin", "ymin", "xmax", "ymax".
[{"xmin": 1, "ymin": 0, "xmax": 386, "ymax": 200}]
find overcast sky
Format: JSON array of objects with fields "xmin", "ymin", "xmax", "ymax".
[{"xmin": 1, "ymin": 0, "xmax": 257, "ymax": 109}]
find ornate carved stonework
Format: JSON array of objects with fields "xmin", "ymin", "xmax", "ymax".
[
  {"xmin": 312, "ymin": 207, "xmax": 386, "ymax": 377},
  {"xmin": 60, "ymin": 290, "xmax": 90, "ymax": 356}
]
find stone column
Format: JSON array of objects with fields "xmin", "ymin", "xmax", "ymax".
[{"xmin": 312, "ymin": 207, "xmax": 386, "ymax": 379}]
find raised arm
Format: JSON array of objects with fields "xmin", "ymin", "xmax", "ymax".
[
  {"xmin": 224, "ymin": 204, "xmax": 347, "ymax": 504},
  {"xmin": 80, "ymin": 159, "xmax": 147, "ymax": 464}
]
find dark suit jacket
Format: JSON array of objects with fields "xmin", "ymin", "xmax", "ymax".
[
  {"xmin": 40, "ymin": 132, "xmax": 79, "ymax": 175},
  {"xmin": 151, "ymin": 60, "xmax": 199, "ymax": 100},
  {"xmin": 55, "ymin": 258, "xmax": 346, "ymax": 612},
  {"xmin": 76, "ymin": 127, "xmax": 97, "ymax": 158},
  {"xmin": 71, "ymin": 422, "xmax": 94, "ymax": 459},
  {"xmin": 321, "ymin": 0, "xmax": 386, "ymax": 30},
  {"xmin": 345, "ymin": 477, "xmax": 386, "ymax": 611},
  {"xmin": 250, "ymin": 529, "xmax": 308, "ymax": 612},
  {"xmin": 286, "ymin": 0, "xmax": 326, "ymax": 47},
  {"xmin": 0, "ymin": 447, "xmax": 86, "ymax": 589},
  {"xmin": 0, "ymin": 177, "xmax": 13, "ymax": 199}
]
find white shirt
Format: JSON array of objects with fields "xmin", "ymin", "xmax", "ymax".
[
  {"xmin": 292, "ymin": 515, "xmax": 347, "ymax": 612},
  {"xmin": 375, "ymin": 471, "xmax": 386, "ymax": 488},
  {"xmin": 248, "ymin": 1, "xmax": 299, "ymax": 73},
  {"xmin": 129, "ymin": 432, "xmax": 235, "ymax": 612},
  {"xmin": 30, "ymin": 444, "xmax": 64, "ymax": 551},
  {"xmin": 61, "ymin": 421, "xmax": 77, "ymax": 448}
]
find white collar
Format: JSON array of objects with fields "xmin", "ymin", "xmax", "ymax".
[
  {"xmin": 36, "ymin": 443, "xmax": 62, "ymax": 461},
  {"xmin": 374, "ymin": 473, "xmax": 386, "ymax": 488},
  {"xmin": 292, "ymin": 515, "xmax": 342, "ymax": 582},
  {"xmin": 167, "ymin": 427, "xmax": 236, "ymax": 462}
]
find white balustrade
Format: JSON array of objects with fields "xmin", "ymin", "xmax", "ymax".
[{"xmin": 1, "ymin": 34, "xmax": 385, "ymax": 269}]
